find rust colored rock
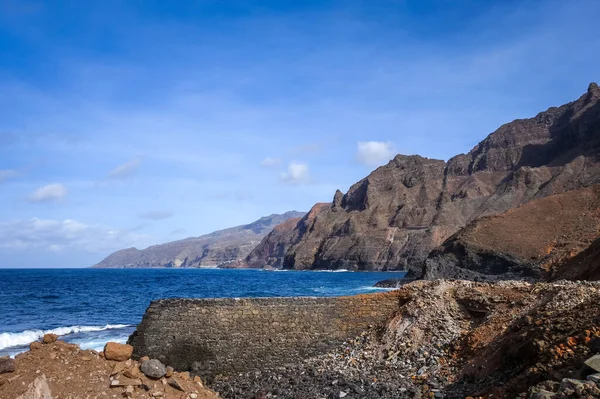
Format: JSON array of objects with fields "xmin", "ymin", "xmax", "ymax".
[
  {"xmin": 15, "ymin": 375, "xmax": 52, "ymax": 399},
  {"xmin": 0, "ymin": 358, "xmax": 15, "ymax": 374},
  {"xmin": 29, "ymin": 342, "xmax": 43, "ymax": 351},
  {"xmin": 103, "ymin": 342, "xmax": 133, "ymax": 362},
  {"xmin": 42, "ymin": 334, "xmax": 58, "ymax": 344}
]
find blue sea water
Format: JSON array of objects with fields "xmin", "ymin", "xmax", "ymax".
[{"xmin": 0, "ymin": 268, "xmax": 403, "ymax": 357}]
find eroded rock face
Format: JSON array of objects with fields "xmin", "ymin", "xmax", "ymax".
[
  {"xmin": 422, "ymin": 185, "xmax": 600, "ymax": 281},
  {"xmin": 244, "ymin": 83, "xmax": 600, "ymax": 272}
]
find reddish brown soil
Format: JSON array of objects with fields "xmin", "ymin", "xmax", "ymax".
[{"xmin": 0, "ymin": 341, "xmax": 219, "ymax": 399}]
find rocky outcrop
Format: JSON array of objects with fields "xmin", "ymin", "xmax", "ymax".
[
  {"xmin": 421, "ymin": 185, "xmax": 600, "ymax": 281},
  {"xmin": 0, "ymin": 339, "xmax": 218, "ymax": 399},
  {"xmin": 91, "ymin": 211, "xmax": 304, "ymax": 268},
  {"xmin": 244, "ymin": 83, "xmax": 600, "ymax": 272},
  {"xmin": 231, "ymin": 204, "xmax": 328, "ymax": 269},
  {"xmin": 552, "ymin": 236, "xmax": 600, "ymax": 281},
  {"xmin": 204, "ymin": 279, "xmax": 600, "ymax": 398}
]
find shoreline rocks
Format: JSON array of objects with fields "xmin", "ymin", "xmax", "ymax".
[
  {"xmin": 104, "ymin": 342, "xmax": 134, "ymax": 361},
  {"xmin": 0, "ymin": 340, "xmax": 218, "ymax": 399}
]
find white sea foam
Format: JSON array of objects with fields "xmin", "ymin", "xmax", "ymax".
[
  {"xmin": 0, "ymin": 324, "xmax": 131, "ymax": 350},
  {"xmin": 354, "ymin": 286, "xmax": 396, "ymax": 291}
]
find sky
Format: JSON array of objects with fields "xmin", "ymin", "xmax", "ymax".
[{"xmin": 0, "ymin": 0, "xmax": 599, "ymax": 268}]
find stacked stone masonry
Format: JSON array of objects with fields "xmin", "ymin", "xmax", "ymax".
[{"xmin": 129, "ymin": 291, "xmax": 401, "ymax": 378}]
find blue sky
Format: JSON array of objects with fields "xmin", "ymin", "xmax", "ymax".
[{"xmin": 0, "ymin": 0, "xmax": 598, "ymax": 268}]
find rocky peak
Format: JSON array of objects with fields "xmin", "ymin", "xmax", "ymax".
[{"xmin": 240, "ymin": 84, "xmax": 600, "ymax": 272}]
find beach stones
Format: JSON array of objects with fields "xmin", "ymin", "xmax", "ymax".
[
  {"xmin": 42, "ymin": 334, "xmax": 58, "ymax": 344},
  {"xmin": 585, "ymin": 355, "xmax": 600, "ymax": 372},
  {"xmin": 103, "ymin": 342, "xmax": 134, "ymax": 362},
  {"xmin": 141, "ymin": 359, "xmax": 167, "ymax": 379},
  {"xmin": 29, "ymin": 342, "xmax": 43, "ymax": 351},
  {"xmin": 15, "ymin": 375, "xmax": 52, "ymax": 399},
  {"xmin": 0, "ymin": 357, "xmax": 15, "ymax": 374}
]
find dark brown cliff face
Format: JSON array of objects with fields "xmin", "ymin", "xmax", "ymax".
[
  {"xmin": 243, "ymin": 83, "xmax": 600, "ymax": 272},
  {"xmin": 422, "ymin": 185, "xmax": 600, "ymax": 281}
]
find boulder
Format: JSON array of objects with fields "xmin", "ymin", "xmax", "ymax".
[
  {"xmin": 104, "ymin": 342, "xmax": 133, "ymax": 362},
  {"xmin": 16, "ymin": 375, "xmax": 52, "ymax": 399},
  {"xmin": 42, "ymin": 334, "xmax": 58, "ymax": 344},
  {"xmin": 585, "ymin": 355, "xmax": 600, "ymax": 373},
  {"xmin": 0, "ymin": 357, "xmax": 15, "ymax": 374},
  {"xmin": 140, "ymin": 359, "xmax": 167, "ymax": 379},
  {"xmin": 29, "ymin": 342, "xmax": 43, "ymax": 351}
]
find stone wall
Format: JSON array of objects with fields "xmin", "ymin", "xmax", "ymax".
[{"xmin": 128, "ymin": 291, "xmax": 401, "ymax": 378}]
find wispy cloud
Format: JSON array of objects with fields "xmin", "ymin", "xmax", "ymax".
[
  {"xmin": 356, "ymin": 141, "xmax": 396, "ymax": 167},
  {"xmin": 138, "ymin": 210, "xmax": 174, "ymax": 220},
  {"xmin": 0, "ymin": 218, "xmax": 152, "ymax": 253},
  {"xmin": 260, "ymin": 157, "xmax": 282, "ymax": 167},
  {"xmin": 108, "ymin": 158, "xmax": 142, "ymax": 180},
  {"xmin": 28, "ymin": 183, "xmax": 68, "ymax": 203},
  {"xmin": 280, "ymin": 162, "xmax": 311, "ymax": 185},
  {"xmin": 0, "ymin": 169, "xmax": 18, "ymax": 183}
]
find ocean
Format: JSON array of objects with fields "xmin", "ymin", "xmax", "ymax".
[{"xmin": 0, "ymin": 268, "xmax": 403, "ymax": 358}]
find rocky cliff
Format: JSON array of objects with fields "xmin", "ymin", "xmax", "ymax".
[
  {"xmin": 242, "ymin": 83, "xmax": 600, "ymax": 273},
  {"xmin": 91, "ymin": 211, "xmax": 305, "ymax": 268},
  {"xmin": 421, "ymin": 185, "xmax": 600, "ymax": 281}
]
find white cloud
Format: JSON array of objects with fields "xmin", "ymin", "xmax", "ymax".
[
  {"xmin": 28, "ymin": 183, "xmax": 68, "ymax": 203},
  {"xmin": 0, "ymin": 218, "xmax": 152, "ymax": 253},
  {"xmin": 0, "ymin": 169, "xmax": 18, "ymax": 183},
  {"xmin": 260, "ymin": 157, "xmax": 282, "ymax": 167},
  {"xmin": 108, "ymin": 158, "xmax": 141, "ymax": 179},
  {"xmin": 139, "ymin": 210, "xmax": 174, "ymax": 220},
  {"xmin": 280, "ymin": 162, "xmax": 311, "ymax": 185},
  {"xmin": 356, "ymin": 141, "xmax": 397, "ymax": 167}
]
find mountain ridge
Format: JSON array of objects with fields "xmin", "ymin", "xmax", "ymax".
[
  {"xmin": 91, "ymin": 211, "xmax": 305, "ymax": 268},
  {"xmin": 238, "ymin": 83, "xmax": 600, "ymax": 275}
]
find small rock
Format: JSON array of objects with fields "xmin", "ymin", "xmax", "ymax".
[
  {"xmin": 189, "ymin": 394, "xmax": 198, "ymax": 399},
  {"xmin": 179, "ymin": 372, "xmax": 191, "ymax": 381},
  {"xmin": 152, "ymin": 392, "xmax": 164, "ymax": 398},
  {"xmin": 193, "ymin": 375, "xmax": 203, "ymax": 386},
  {"xmin": 110, "ymin": 376, "xmax": 142, "ymax": 387},
  {"xmin": 123, "ymin": 366, "xmax": 140, "ymax": 379},
  {"xmin": 141, "ymin": 359, "xmax": 167, "ymax": 379},
  {"xmin": 104, "ymin": 342, "xmax": 133, "ymax": 362},
  {"xmin": 42, "ymin": 334, "xmax": 58, "ymax": 344},
  {"xmin": 168, "ymin": 377, "xmax": 185, "ymax": 392},
  {"xmin": 529, "ymin": 388, "xmax": 556, "ymax": 398},
  {"xmin": 165, "ymin": 366, "xmax": 174, "ymax": 378},
  {"xmin": 588, "ymin": 373, "xmax": 600, "ymax": 384},
  {"xmin": 339, "ymin": 392, "xmax": 348, "ymax": 398},
  {"xmin": 585, "ymin": 355, "xmax": 600, "ymax": 373},
  {"xmin": 29, "ymin": 342, "xmax": 43, "ymax": 351},
  {"xmin": 111, "ymin": 362, "xmax": 126, "ymax": 376},
  {"xmin": 0, "ymin": 358, "xmax": 15, "ymax": 374},
  {"xmin": 140, "ymin": 356, "xmax": 150, "ymax": 362},
  {"xmin": 15, "ymin": 375, "xmax": 52, "ymax": 399}
]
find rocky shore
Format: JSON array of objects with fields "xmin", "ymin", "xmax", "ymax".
[
  {"xmin": 0, "ymin": 334, "xmax": 218, "ymax": 399},
  {"xmin": 209, "ymin": 280, "xmax": 600, "ymax": 399},
  {"xmin": 3, "ymin": 279, "xmax": 600, "ymax": 398}
]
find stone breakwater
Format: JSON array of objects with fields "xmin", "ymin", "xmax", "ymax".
[{"xmin": 128, "ymin": 291, "xmax": 401, "ymax": 379}]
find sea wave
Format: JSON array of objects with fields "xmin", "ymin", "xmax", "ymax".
[
  {"xmin": 0, "ymin": 324, "xmax": 131, "ymax": 350},
  {"xmin": 354, "ymin": 286, "xmax": 396, "ymax": 291}
]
